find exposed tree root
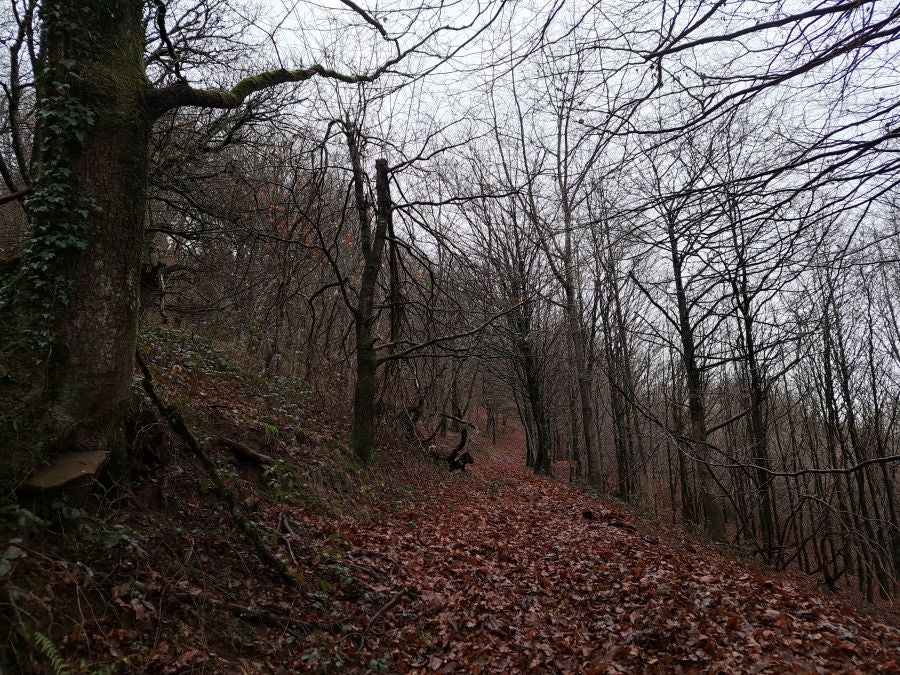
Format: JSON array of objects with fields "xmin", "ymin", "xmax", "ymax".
[
  {"xmin": 171, "ymin": 591, "xmax": 314, "ymax": 633},
  {"xmin": 135, "ymin": 349, "xmax": 298, "ymax": 587}
]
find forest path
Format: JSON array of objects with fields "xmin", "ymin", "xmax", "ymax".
[{"xmin": 318, "ymin": 435, "xmax": 899, "ymax": 673}]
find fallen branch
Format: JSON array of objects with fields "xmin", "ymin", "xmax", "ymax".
[
  {"xmin": 277, "ymin": 512, "xmax": 298, "ymax": 565},
  {"xmin": 343, "ymin": 556, "xmax": 387, "ymax": 580},
  {"xmin": 220, "ymin": 435, "xmax": 273, "ymax": 464},
  {"xmin": 173, "ymin": 591, "xmax": 313, "ymax": 633},
  {"xmin": 360, "ymin": 588, "xmax": 407, "ymax": 649},
  {"xmin": 136, "ymin": 349, "xmax": 298, "ymax": 587}
]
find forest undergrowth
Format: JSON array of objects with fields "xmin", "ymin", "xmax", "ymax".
[{"xmin": 2, "ymin": 330, "xmax": 898, "ymax": 673}]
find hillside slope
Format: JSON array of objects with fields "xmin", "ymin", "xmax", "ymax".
[
  {"xmin": 3, "ymin": 331, "xmax": 897, "ymax": 673},
  {"xmin": 300, "ymin": 435, "xmax": 899, "ymax": 673}
]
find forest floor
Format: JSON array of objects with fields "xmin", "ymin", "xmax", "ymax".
[
  {"xmin": 299, "ymin": 431, "xmax": 900, "ymax": 674},
  {"xmin": 3, "ymin": 330, "xmax": 899, "ymax": 673}
]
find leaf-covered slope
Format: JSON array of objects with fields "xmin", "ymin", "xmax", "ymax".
[
  {"xmin": 304, "ymin": 441, "xmax": 899, "ymax": 673},
  {"xmin": 6, "ymin": 329, "xmax": 897, "ymax": 673}
]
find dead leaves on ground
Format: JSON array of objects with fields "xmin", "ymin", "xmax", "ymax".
[
  {"xmin": 11, "ymin": 411, "xmax": 898, "ymax": 673},
  {"xmin": 299, "ymin": 446, "xmax": 899, "ymax": 673}
]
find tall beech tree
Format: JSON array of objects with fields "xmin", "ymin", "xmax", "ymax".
[{"xmin": 0, "ymin": 0, "xmax": 500, "ymax": 484}]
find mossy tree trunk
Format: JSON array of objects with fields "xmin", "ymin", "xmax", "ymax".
[
  {"xmin": 50, "ymin": 0, "xmax": 149, "ymax": 457},
  {"xmin": 0, "ymin": 1, "xmax": 381, "ymax": 488},
  {"xmin": 0, "ymin": 0, "xmax": 150, "ymax": 483}
]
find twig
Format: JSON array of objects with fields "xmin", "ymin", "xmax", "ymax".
[
  {"xmin": 136, "ymin": 349, "xmax": 298, "ymax": 587},
  {"xmin": 360, "ymin": 589, "xmax": 407, "ymax": 649},
  {"xmin": 280, "ymin": 513, "xmax": 296, "ymax": 537},
  {"xmin": 277, "ymin": 512, "xmax": 298, "ymax": 565},
  {"xmin": 173, "ymin": 591, "xmax": 313, "ymax": 633}
]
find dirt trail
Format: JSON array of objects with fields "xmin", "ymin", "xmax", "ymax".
[{"xmin": 320, "ymin": 437, "xmax": 899, "ymax": 673}]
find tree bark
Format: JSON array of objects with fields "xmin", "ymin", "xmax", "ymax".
[
  {"xmin": 666, "ymin": 215, "xmax": 726, "ymax": 541},
  {"xmin": 562, "ymin": 224, "xmax": 599, "ymax": 484},
  {"xmin": 349, "ymin": 158, "xmax": 390, "ymax": 462},
  {"xmin": 1, "ymin": 0, "xmax": 150, "ymax": 481}
]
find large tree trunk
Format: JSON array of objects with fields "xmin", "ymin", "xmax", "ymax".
[
  {"xmin": 1, "ymin": 0, "xmax": 148, "ymax": 483},
  {"xmin": 56, "ymin": 2, "xmax": 148, "ymax": 451}
]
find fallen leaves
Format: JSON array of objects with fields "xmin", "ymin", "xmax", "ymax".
[
  {"xmin": 11, "ymin": 394, "xmax": 898, "ymax": 673},
  {"xmin": 306, "ymin": 436, "xmax": 900, "ymax": 673}
]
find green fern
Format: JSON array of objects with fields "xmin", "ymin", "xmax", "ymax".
[
  {"xmin": 259, "ymin": 420, "xmax": 279, "ymax": 438},
  {"xmin": 32, "ymin": 631, "xmax": 69, "ymax": 675}
]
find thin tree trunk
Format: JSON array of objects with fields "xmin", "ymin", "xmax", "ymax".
[
  {"xmin": 666, "ymin": 216, "xmax": 726, "ymax": 540},
  {"xmin": 349, "ymin": 157, "xmax": 390, "ymax": 462},
  {"xmin": 564, "ymin": 268, "xmax": 598, "ymax": 482}
]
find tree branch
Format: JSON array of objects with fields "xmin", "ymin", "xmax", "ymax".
[
  {"xmin": 146, "ymin": 65, "xmax": 376, "ymax": 120},
  {"xmin": 646, "ymin": 0, "xmax": 877, "ymax": 59},
  {"xmin": 375, "ymin": 299, "xmax": 530, "ymax": 365},
  {"xmin": 0, "ymin": 186, "xmax": 31, "ymax": 206},
  {"xmin": 339, "ymin": 0, "xmax": 390, "ymax": 40}
]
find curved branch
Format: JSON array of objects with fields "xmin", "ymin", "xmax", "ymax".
[
  {"xmin": 375, "ymin": 299, "xmax": 530, "ymax": 365},
  {"xmin": 0, "ymin": 186, "xmax": 32, "ymax": 206},
  {"xmin": 146, "ymin": 64, "xmax": 376, "ymax": 120},
  {"xmin": 339, "ymin": 0, "xmax": 390, "ymax": 41}
]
